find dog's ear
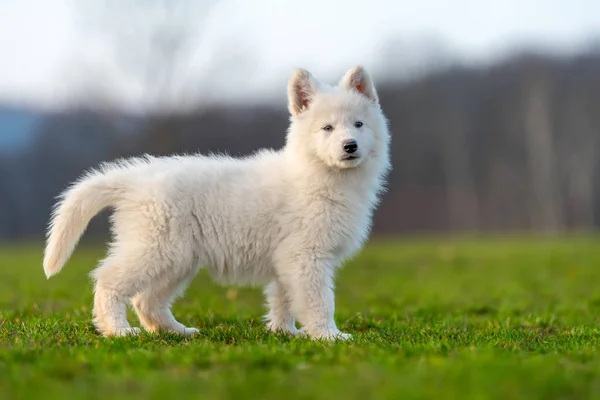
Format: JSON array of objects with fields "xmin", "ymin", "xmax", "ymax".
[
  {"xmin": 340, "ymin": 65, "xmax": 378, "ymax": 103},
  {"xmin": 288, "ymin": 68, "xmax": 318, "ymax": 116}
]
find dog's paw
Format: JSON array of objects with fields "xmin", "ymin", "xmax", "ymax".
[
  {"xmin": 168, "ymin": 326, "xmax": 200, "ymax": 336},
  {"xmin": 309, "ymin": 329, "xmax": 353, "ymax": 341},
  {"xmin": 180, "ymin": 327, "xmax": 200, "ymax": 336},
  {"xmin": 290, "ymin": 328, "xmax": 306, "ymax": 336},
  {"xmin": 266, "ymin": 322, "xmax": 305, "ymax": 336},
  {"xmin": 106, "ymin": 327, "xmax": 141, "ymax": 337}
]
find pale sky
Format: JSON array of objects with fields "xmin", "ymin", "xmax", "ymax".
[{"xmin": 1, "ymin": 0, "xmax": 599, "ymax": 110}]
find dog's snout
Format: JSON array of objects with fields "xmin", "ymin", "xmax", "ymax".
[{"xmin": 343, "ymin": 140, "xmax": 358, "ymax": 154}]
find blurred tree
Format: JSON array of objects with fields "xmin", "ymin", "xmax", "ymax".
[
  {"xmin": 521, "ymin": 58, "xmax": 564, "ymax": 232},
  {"xmin": 67, "ymin": 0, "xmax": 220, "ymax": 154},
  {"xmin": 437, "ymin": 74, "xmax": 480, "ymax": 232}
]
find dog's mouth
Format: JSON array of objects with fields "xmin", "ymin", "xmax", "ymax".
[{"xmin": 341, "ymin": 155, "xmax": 360, "ymax": 161}]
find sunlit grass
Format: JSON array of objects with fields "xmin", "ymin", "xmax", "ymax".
[{"xmin": 2, "ymin": 236, "xmax": 600, "ymax": 399}]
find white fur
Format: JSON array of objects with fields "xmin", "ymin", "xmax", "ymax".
[{"xmin": 43, "ymin": 66, "xmax": 391, "ymax": 340}]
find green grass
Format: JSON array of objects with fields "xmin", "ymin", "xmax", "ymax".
[{"xmin": 2, "ymin": 236, "xmax": 600, "ymax": 399}]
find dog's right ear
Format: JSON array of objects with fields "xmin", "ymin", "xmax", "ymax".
[{"xmin": 288, "ymin": 68, "xmax": 318, "ymax": 116}]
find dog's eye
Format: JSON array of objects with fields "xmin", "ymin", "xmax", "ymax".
[
  {"xmin": 322, "ymin": 125, "xmax": 333, "ymax": 132},
  {"xmin": 354, "ymin": 121, "xmax": 363, "ymax": 128}
]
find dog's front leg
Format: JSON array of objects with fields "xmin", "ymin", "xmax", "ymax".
[
  {"xmin": 280, "ymin": 257, "xmax": 351, "ymax": 341},
  {"xmin": 264, "ymin": 280, "xmax": 305, "ymax": 336}
]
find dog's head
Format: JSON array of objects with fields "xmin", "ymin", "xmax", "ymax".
[{"xmin": 286, "ymin": 66, "xmax": 389, "ymax": 171}]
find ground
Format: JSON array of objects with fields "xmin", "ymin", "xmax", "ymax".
[{"xmin": 1, "ymin": 236, "xmax": 600, "ymax": 399}]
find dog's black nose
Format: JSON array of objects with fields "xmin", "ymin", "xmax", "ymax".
[{"xmin": 343, "ymin": 140, "xmax": 358, "ymax": 154}]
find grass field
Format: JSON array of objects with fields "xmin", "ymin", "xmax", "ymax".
[{"xmin": 2, "ymin": 236, "xmax": 600, "ymax": 399}]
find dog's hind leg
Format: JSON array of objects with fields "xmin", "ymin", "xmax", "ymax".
[
  {"xmin": 91, "ymin": 258, "xmax": 141, "ymax": 337},
  {"xmin": 264, "ymin": 280, "xmax": 304, "ymax": 336},
  {"xmin": 132, "ymin": 268, "xmax": 199, "ymax": 336}
]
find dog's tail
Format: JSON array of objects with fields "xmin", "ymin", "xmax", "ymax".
[{"xmin": 43, "ymin": 167, "xmax": 125, "ymax": 278}]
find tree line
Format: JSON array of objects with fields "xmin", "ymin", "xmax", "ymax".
[{"xmin": 1, "ymin": 49, "xmax": 599, "ymax": 239}]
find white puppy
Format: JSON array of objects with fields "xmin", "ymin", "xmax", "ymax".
[{"xmin": 43, "ymin": 66, "xmax": 391, "ymax": 340}]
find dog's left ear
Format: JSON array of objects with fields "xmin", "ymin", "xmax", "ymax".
[{"xmin": 340, "ymin": 65, "xmax": 378, "ymax": 103}]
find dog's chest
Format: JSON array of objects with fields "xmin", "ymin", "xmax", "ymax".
[{"xmin": 303, "ymin": 195, "xmax": 373, "ymax": 258}]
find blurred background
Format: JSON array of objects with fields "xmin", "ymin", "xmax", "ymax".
[{"xmin": 1, "ymin": 0, "xmax": 600, "ymax": 240}]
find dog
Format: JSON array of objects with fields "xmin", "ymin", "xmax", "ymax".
[{"xmin": 43, "ymin": 65, "xmax": 391, "ymax": 340}]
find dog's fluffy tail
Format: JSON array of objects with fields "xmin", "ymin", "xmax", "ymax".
[{"xmin": 43, "ymin": 167, "xmax": 125, "ymax": 278}]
